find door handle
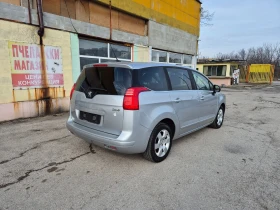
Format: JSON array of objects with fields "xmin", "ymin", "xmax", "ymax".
[
  {"xmin": 173, "ymin": 98, "xmax": 181, "ymax": 103},
  {"xmin": 200, "ymin": 96, "xmax": 205, "ymax": 100}
]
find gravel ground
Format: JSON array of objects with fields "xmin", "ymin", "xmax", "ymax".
[{"xmin": 0, "ymin": 85, "xmax": 279, "ymax": 210}]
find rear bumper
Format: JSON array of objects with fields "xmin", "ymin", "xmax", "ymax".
[{"xmin": 66, "ymin": 117, "xmax": 151, "ymax": 154}]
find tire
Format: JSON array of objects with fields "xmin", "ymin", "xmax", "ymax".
[
  {"xmin": 143, "ymin": 123, "xmax": 173, "ymax": 163},
  {"xmin": 209, "ymin": 106, "xmax": 225, "ymax": 129}
]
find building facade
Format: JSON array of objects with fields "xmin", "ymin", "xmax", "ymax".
[
  {"xmin": 0, "ymin": 0, "xmax": 201, "ymax": 121},
  {"xmin": 197, "ymin": 60, "xmax": 244, "ymax": 86}
]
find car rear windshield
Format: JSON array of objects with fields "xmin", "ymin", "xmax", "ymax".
[{"xmin": 75, "ymin": 67, "xmax": 132, "ymax": 96}]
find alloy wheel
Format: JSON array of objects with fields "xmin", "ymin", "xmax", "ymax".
[
  {"xmin": 217, "ymin": 109, "xmax": 224, "ymax": 126},
  {"xmin": 154, "ymin": 129, "xmax": 170, "ymax": 157}
]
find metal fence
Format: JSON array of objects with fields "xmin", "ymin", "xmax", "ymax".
[{"xmin": 246, "ymin": 64, "xmax": 274, "ymax": 84}]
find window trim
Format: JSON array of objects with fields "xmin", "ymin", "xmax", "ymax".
[{"xmin": 163, "ymin": 67, "xmax": 172, "ymax": 91}]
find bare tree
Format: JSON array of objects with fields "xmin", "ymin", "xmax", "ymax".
[
  {"xmin": 210, "ymin": 43, "xmax": 280, "ymax": 66},
  {"xmin": 216, "ymin": 51, "xmax": 239, "ymax": 60},
  {"xmin": 238, "ymin": 49, "xmax": 246, "ymax": 60},
  {"xmin": 200, "ymin": 7, "xmax": 214, "ymax": 26},
  {"xmin": 200, "ymin": 43, "xmax": 280, "ymax": 79},
  {"xmin": 276, "ymin": 44, "xmax": 280, "ymax": 66}
]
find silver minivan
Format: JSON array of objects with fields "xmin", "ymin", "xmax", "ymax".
[{"xmin": 66, "ymin": 62, "xmax": 226, "ymax": 162}]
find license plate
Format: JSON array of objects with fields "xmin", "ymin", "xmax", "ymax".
[{"xmin": 80, "ymin": 111, "xmax": 101, "ymax": 124}]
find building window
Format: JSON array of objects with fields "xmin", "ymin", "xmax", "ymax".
[
  {"xmin": 152, "ymin": 50, "xmax": 167, "ymax": 62},
  {"xmin": 152, "ymin": 49, "xmax": 192, "ymax": 65},
  {"xmin": 183, "ymin": 55, "xmax": 192, "ymax": 64},
  {"xmin": 169, "ymin": 53, "xmax": 182, "ymax": 64},
  {"xmin": 79, "ymin": 39, "xmax": 132, "ymax": 70},
  {"xmin": 79, "ymin": 39, "xmax": 108, "ymax": 57},
  {"xmin": 80, "ymin": 58, "xmax": 99, "ymax": 71},
  {"xmin": 110, "ymin": 44, "xmax": 131, "ymax": 60},
  {"xmin": 203, "ymin": 65, "xmax": 226, "ymax": 76}
]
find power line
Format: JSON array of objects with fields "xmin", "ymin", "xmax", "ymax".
[{"xmin": 64, "ymin": 0, "xmax": 78, "ymax": 34}]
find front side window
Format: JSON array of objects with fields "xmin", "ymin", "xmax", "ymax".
[
  {"xmin": 209, "ymin": 81, "xmax": 214, "ymax": 91},
  {"xmin": 192, "ymin": 71, "xmax": 211, "ymax": 90},
  {"xmin": 138, "ymin": 67, "xmax": 168, "ymax": 91},
  {"xmin": 166, "ymin": 68, "xmax": 192, "ymax": 90}
]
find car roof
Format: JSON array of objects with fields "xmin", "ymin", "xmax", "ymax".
[{"xmin": 84, "ymin": 62, "xmax": 193, "ymax": 70}]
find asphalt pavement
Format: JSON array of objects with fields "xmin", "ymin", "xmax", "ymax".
[{"xmin": 0, "ymin": 85, "xmax": 279, "ymax": 210}]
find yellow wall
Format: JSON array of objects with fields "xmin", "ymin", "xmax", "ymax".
[
  {"xmin": 97, "ymin": 0, "xmax": 201, "ymax": 36},
  {"xmin": 133, "ymin": 45, "xmax": 150, "ymax": 62},
  {"xmin": 197, "ymin": 63, "xmax": 239, "ymax": 77},
  {"xmin": 250, "ymin": 64, "xmax": 271, "ymax": 73},
  {"xmin": 208, "ymin": 78, "xmax": 231, "ymax": 87},
  {"xmin": 0, "ymin": 19, "xmax": 72, "ymax": 104}
]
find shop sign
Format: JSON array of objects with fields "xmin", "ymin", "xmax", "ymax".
[{"xmin": 8, "ymin": 42, "xmax": 64, "ymax": 88}]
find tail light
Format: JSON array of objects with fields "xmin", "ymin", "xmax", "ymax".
[
  {"xmin": 70, "ymin": 83, "xmax": 76, "ymax": 100},
  {"xmin": 123, "ymin": 87, "xmax": 150, "ymax": 110}
]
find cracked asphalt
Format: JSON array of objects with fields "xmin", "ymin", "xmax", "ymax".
[{"xmin": 0, "ymin": 85, "xmax": 280, "ymax": 210}]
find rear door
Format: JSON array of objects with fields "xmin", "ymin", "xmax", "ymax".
[
  {"xmin": 166, "ymin": 67, "xmax": 201, "ymax": 136},
  {"xmin": 191, "ymin": 71, "xmax": 218, "ymax": 126},
  {"xmin": 71, "ymin": 66, "xmax": 132, "ymax": 136}
]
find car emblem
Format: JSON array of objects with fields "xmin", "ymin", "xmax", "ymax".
[{"xmin": 87, "ymin": 91, "xmax": 93, "ymax": 98}]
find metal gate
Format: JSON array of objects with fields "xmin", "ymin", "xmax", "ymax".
[{"xmin": 246, "ymin": 64, "xmax": 274, "ymax": 84}]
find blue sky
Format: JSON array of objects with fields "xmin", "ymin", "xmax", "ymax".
[{"xmin": 199, "ymin": 0, "xmax": 280, "ymax": 57}]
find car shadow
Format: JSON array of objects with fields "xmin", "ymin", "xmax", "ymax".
[
  {"xmin": 172, "ymin": 126, "xmax": 212, "ymax": 146},
  {"xmin": 73, "ymin": 126, "xmax": 213, "ymax": 163}
]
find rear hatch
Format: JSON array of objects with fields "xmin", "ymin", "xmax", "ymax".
[{"xmin": 71, "ymin": 65, "xmax": 132, "ymax": 136}]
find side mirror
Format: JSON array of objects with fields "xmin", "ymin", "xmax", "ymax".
[{"xmin": 213, "ymin": 85, "xmax": 221, "ymax": 93}]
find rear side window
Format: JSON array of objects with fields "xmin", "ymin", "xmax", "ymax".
[
  {"xmin": 75, "ymin": 67, "xmax": 132, "ymax": 97},
  {"xmin": 137, "ymin": 67, "xmax": 168, "ymax": 91},
  {"xmin": 166, "ymin": 68, "xmax": 192, "ymax": 90}
]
